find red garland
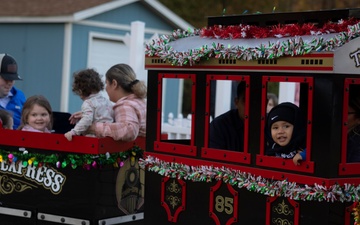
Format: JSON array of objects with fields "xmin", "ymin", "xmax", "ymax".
[{"xmin": 200, "ymin": 18, "xmax": 360, "ymax": 39}]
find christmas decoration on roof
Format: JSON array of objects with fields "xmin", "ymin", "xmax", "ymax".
[{"xmin": 146, "ymin": 19, "xmax": 360, "ymax": 66}]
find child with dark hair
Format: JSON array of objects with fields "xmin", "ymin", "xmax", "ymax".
[
  {"xmin": 64, "ymin": 69, "xmax": 113, "ymax": 141},
  {"xmin": 265, "ymin": 102, "xmax": 307, "ymax": 161},
  {"xmin": 0, "ymin": 109, "xmax": 13, "ymax": 129}
]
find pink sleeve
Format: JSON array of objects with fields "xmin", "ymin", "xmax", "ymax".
[{"xmin": 95, "ymin": 104, "xmax": 140, "ymax": 141}]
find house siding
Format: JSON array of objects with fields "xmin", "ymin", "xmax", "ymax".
[
  {"xmin": 88, "ymin": 2, "xmax": 175, "ymax": 31},
  {"xmin": 0, "ymin": 23, "xmax": 64, "ymax": 111},
  {"xmin": 0, "ymin": 0, "xmax": 191, "ymax": 115}
]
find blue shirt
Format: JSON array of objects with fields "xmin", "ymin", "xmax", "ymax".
[{"xmin": 0, "ymin": 86, "xmax": 26, "ymax": 129}]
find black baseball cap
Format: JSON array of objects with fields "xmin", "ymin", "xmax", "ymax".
[{"xmin": 0, "ymin": 53, "xmax": 22, "ymax": 80}]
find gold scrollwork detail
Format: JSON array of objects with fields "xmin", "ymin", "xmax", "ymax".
[
  {"xmin": 0, "ymin": 175, "xmax": 36, "ymax": 195},
  {"xmin": 166, "ymin": 195, "xmax": 181, "ymax": 209},
  {"xmin": 167, "ymin": 180, "xmax": 181, "ymax": 194},
  {"xmin": 272, "ymin": 218, "xmax": 293, "ymax": 225},
  {"xmin": 272, "ymin": 200, "xmax": 294, "ymax": 216}
]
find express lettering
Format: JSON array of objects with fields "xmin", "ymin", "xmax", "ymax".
[{"xmin": 0, "ymin": 161, "xmax": 66, "ymax": 194}]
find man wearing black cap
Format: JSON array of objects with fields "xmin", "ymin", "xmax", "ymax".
[{"xmin": 0, "ymin": 53, "xmax": 26, "ymax": 129}]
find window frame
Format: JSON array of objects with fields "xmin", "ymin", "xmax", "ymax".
[
  {"xmin": 154, "ymin": 73, "xmax": 197, "ymax": 156},
  {"xmin": 338, "ymin": 78, "xmax": 360, "ymax": 175},
  {"xmin": 256, "ymin": 76, "xmax": 315, "ymax": 173},
  {"xmin": 201, "ymin": 75, "xmax": 251, "ymax": 164}
]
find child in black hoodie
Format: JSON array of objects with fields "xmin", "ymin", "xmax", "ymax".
[{"xmin": 265, "ymin": 102, "xmax": 307, "ymax": 161}]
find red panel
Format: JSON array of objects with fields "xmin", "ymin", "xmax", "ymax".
[
  {"xmin": 339, "ymin": 163, "xmax": 360, "ymax": 176},
  {"xmin": 0, "ymin": 129, "xmax": 145, "ymax": 154},
  {"xmin": 338, "ymin": 78, "xmax": 360, "ymax": 175},
  {"xmin": 256, "ymin": 155, "xmax": 314, "ymax": 173},
  {"xmin": 154, "ymin": 141, "xmax": 197, "ymax": 157},
  {"xmin": 201, "ymin": 148, "xmax": 250, "ymax": 164},
  {"xmin": 258, "ymin": 76, "xmax": 315, "ymax": 174}
]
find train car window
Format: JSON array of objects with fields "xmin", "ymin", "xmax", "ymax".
[
  {"xmin": 201, "ymin": 75, "xmax": 251, "ymax": 164},
  {"xmin": 154, "ymin": 73, "xmax": 197, "ymax": 156},
  {"xmin": 256, "ymin": 76, "xmax": 315, "ymax": 173},
  {"xmin": 338, "ymin": 79, "xmax": 360, "ymax": 175}
]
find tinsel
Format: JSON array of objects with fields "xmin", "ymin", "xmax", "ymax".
[
  {"xmin": 145, "ymin": 19, "xmax": 360, "ymax": 66},
  {"xmin": 355, "ymin": 202, "xmax": 360, "ymax": 225},
  {"xmin": 0, "ymin": 146, "xmax": 144, "ymax": 170},
  {"xmin": 139, "ymin": 155, "xmax": 360, "ymax": 203},
  {"xmin": 200, "ymin": 18, "xmax": 359, "ymax": 39}
]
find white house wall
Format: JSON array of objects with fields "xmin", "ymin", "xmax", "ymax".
[{"xmin": 0, "ymin": 23, "xmax": 65, "ymax": 112}]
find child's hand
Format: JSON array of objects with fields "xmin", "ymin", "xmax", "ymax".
[
  {"xmin": 69, "ymin": 111, "xmax": 82, "ymax": 125},
  {"xmin": 293, "ymin": 153, "xmax": 303, "ymax": 166},
  {"xmin": 64, "ymin": 131, "xmax": 73, "ymax": 141}
]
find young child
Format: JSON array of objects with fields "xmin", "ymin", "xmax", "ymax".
[
  {"xmin": 18, "ymin": 95, "xmax": 53, "ymax": 133},
  {"xmin": 64, "ymin": 68, "xmax": 113, "ymax": 141},
  {"xmin": 0, "ymin": 109, "xmax": 14, "ymax": 129},
  {"xmin": 265, "ymin": 102, "xmax": 307, "ymax": 160}
]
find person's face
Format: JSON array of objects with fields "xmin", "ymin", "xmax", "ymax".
[
  {"xmin": 0, "ymin": 76, "xmax": 15, "ymax": 98},
  {"xmin": 27, "ymin": 104, "xmax": 50, "ymax": 132},
  {"xmin": 267, "ymin": 99, "xmax": 275, "ymax": 113},
  {"xmin": 347, "ymin": 106, "xmax": 360, "ymax": 133},
  {"xmin": 271, "ymin": 121, "xmax": 294, "ymax": 146},
  {"xmin": 234, "ymin": 96, "xmax": 245, "ymax": 119}
]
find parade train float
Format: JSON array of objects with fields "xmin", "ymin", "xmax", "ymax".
[
  {"xmin": 1, "ymin": 8, "xmax": 360, "ymax": 225},
  {"xmin": 142, "ymin": 8, "xmax": 360, "ymax": 225}
]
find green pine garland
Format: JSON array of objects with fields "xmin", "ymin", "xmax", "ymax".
[{"xmin": 0, "ymin": 146, "xmax": 144, "ymax": 170}]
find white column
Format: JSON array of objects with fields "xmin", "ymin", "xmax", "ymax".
[
  {"xmin": 278, "ymin": 82, "xmax": 296, "ymax": 104},
  {"xmin": 215, "ymin": 80, "xmax": 232, "ymax": 117},
  {"xmin": 128, "ymin": 21, "xmax": 147, "ymax": 84},
  {"xmin": 60, "ymin": 23, "xmax": 72, "ymax": 112}
]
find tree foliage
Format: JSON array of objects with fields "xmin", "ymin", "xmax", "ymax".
[{"xmin": 158, "ymin": 0, "xmax": 360, "ymax": 28}]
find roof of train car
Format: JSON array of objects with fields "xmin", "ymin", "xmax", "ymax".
[{"xmin": 145, "ymin": 17, "xmax": 360, "ymax": 74}]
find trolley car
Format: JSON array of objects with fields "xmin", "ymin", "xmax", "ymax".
[{"xmin": 143, "ymin": 8, "xmax": 360, "ymax": 225}]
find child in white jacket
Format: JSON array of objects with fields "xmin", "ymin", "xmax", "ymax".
[{"xmin": 65, "ymin": 69, "xmax": 113, "ymax": 141}]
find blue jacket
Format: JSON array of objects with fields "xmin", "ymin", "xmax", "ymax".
[{"xmin": 0, "ymin": 87, "xmax": 26, "ymax": 129}]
